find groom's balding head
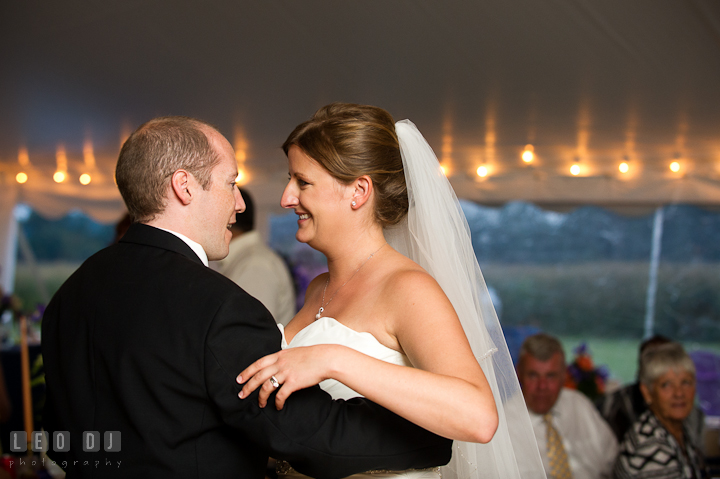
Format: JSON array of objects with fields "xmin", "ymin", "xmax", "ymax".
[{"xmin": 115, "ymin": 116, "xmax": 221, "ymax": 223}]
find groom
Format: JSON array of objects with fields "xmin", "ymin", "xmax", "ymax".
[{"xmin": 42, "ymin": 116, "xmax": 451, "ymax": 478}]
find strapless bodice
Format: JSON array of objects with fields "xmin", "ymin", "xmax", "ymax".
[
  {"xmin": 277, "ymin": 317, "xmax": 440, "ymax": 478},
  {"xmin": 279, "ymin": 317, "xmax": 413, "ymax": 400}
]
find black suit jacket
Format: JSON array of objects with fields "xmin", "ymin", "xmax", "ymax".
[{"xmin": 42, "ymin": 223, "xmax": 451, "ymax": 478}]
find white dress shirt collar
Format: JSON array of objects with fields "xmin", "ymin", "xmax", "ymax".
[{"xmin": 156, "ymin": 227, "xmax": 209, "ymax": 266}]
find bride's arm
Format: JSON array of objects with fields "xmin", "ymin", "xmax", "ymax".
[
  {"xmin": 385, "ymin": 270, "xmax": 498, "ymax": 443},
  {"xmin": 238, "ymin": 271, "xmax": 498, "ymax": 444}
]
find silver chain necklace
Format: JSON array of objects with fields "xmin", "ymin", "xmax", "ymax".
[{"xmin": 316, "ymin": 242, "xmax": 387, "ymax": 320}]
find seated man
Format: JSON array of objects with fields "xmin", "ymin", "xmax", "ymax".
[{"xmin": 517, "ymin": 333, "xmax": 618, "ymax": 479}]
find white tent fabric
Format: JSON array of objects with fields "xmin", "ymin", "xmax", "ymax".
[
  {"xmin": 2, "ymin": 1, "xmax": 720, "ymax": 205},
  {"xmin": 0, "ymin": 182, "xmax": 125, "ymax": 292},
  {"xmin": 1, "ymin": 0, "xmax": 720, "ymax": 288},
  {"xmin": 0, "ymin": 187, "xmax": 19, "ymax": 293}
]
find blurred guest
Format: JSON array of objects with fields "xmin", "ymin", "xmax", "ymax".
[
  {"xmin": 614, "ymin": 342, "xmax": 708, "ymax": 478},
  {"xmin": 214, "ymin": 188, "xmax": 295, "ymax": 325},
  {"xmin": 597, "ymin": 335, "xmax": 704, "ymax": 446},
  {"xmin": 0, "ymin": 359, "xmax": 11, "ymax": 425},
  {"xmin": 518, "ymin": 333, "xmax": 618, "ymax": 479},
  {"xmin": 0, "ymin": 286, "xmax": 15, "ymax": 425}
]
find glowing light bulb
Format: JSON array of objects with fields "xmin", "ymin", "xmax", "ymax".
[
  {"xmin": 619, "ymin": 162, "xmax": 629, "ymax": 174},
  {"xmin": 79, "ymin": 173, "xmax": 92, "ymax": 185},
  {"xmin": 522, "ymin": 145, "xmax": 534, "ymax": 163},
  {"xmin": 16, "ymin": 172, "xmax": 28, "ymax": 184},
  {"xmin": 670, "ymin": 161, "xmax": 680, "ymax": 172},
  {"xmin": 54, "ymin": 171, "xmax": 67, "ymax": 183},
  {"xmin": 477, "ymin": 165, "xmax": 488, "ymax": 177},
  {"xmin": 235, "ymin": 170, "xmax": 245, "ymax": 184},
  {"xmin": 440, "ymin": 165, "xmax": 447, "ymax": 176},
  {"xmin": 570, "ymin": 164, "xmax": 581, "ymax": 176}
]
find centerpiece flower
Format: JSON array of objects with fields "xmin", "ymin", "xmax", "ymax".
[{"xmin": 565, "ymin": 342, "xmax": 609, "ymax": 401}]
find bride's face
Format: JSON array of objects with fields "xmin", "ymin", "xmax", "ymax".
[{"xmin": 281, "ymin": 145, "xmax": 352, "ymax": 248}]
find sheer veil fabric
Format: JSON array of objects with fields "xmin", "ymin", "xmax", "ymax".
[{"xmin": 385, "ymin": 120, "xmax": 546, "ymax": 479}]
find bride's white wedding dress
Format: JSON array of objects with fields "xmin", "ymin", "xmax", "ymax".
[
  {"xmin": 273, "ymin": 119, "xmax": 544, "ymax": 479},
  {"xmin": 276, "ymin": 317, "xmax": 442, "ymax": 479}
]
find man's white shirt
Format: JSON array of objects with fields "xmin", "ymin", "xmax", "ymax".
[
  {"xmin": 156, "ymin": 227, "xmax": 209, "ymax": 266},
  {"xmin": 528, "ymin": 388, "xmax": 618, "ymax": 479},
  {"xmin": 214, "ymin": 230, "xmax": 296, "ymax": 326}
]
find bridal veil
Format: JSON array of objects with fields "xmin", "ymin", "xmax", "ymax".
[{"xmin": 385, "ymin": 120, "xmax": 546, "ymax": 479}]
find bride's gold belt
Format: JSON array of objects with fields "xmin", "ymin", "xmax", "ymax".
[{"xmin": 276, "ymin": 460, "xmax": 441, "ymax": 475}]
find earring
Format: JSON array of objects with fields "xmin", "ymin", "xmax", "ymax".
[{"xmin": 351, "ymin": 201, "xmax": 357, "ymax": 207}]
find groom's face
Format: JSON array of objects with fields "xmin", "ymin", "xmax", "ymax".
[{"xmin": 193, "ymin": 129, "xmax": 245, "ymax": 261}]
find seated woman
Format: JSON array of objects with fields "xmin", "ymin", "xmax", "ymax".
[{"xmin": 614, "ymin": 342, "xmax": 708, "ymax": 479}]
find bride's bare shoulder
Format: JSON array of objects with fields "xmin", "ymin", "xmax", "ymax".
[
  {"xmin": 377, "ymin": 253, "xmax": 459, "ymax": 341},
  {"xmin": 381, "ymin": 251, "xmax": 447, "ymax": 305}
]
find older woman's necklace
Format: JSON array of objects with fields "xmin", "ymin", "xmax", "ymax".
[{"xmin": 316, "ymin": 242, "xmax": 387, "ymax": 320}]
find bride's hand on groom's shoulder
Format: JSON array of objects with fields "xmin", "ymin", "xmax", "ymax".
[{"xmin": 236, "ymin": 345, "xmax": 342, "ymax": 409}]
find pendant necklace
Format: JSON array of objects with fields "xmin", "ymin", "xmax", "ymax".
[{"xmin": 316, "ymin": 242, "xmax": 387, "ymax": 320}]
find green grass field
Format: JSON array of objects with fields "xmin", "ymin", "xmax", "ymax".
[
  {"xmin": 485, "ymin": 261, "xmax": 720, "ymax": 385},
  {"xmin": 12, "ymin": 261, "xmax": 81, "ymax": 311},
  {"xmin": 559, "ymin": 335, "xmax": 720, "ymax": 386},
  {"xmin": 482, "ymin": 261, "xmax": 720, "ymax": 340},
  {"xmin": 12, "ymin": 260, "xmax": 720, "ymax": 385}
]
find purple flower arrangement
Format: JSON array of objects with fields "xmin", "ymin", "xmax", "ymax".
[{"xmin": 565, "ymin": 342, "xmax": 609, "ymax": 401}]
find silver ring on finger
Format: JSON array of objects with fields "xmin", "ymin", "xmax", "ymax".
[{"xmin": 269, "ymin": 375, "xmax": 280, "ymax": 389}]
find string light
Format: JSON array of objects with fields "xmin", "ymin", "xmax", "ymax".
[
  {"xmin": 55, "ymin": 145, "xmax": 68, "ymax": 183},
  {"xmin": 521, "ymin": 144, "xmax": 534, "ymax": 163},
  {"xmin": 81, "ymin": 138, "xmax": 96, "ymax": 185},
  {"xmin": 8, "ymin": 139, "xmax": 701, "ymax": 187},
  {"xmin": 17, "ymin": 147, "xmax": 30, "ymax": 184},
  {"xmin": 569, "ymin": 156, "xmax": 581, "ymax": 176}
]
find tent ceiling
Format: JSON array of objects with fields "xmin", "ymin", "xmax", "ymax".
[{"xmin": 2, "ymin": 0, "xmax": 720, "ymax": 219}]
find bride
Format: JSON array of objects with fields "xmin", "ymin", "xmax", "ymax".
[{"xmin": 238, "ymin": 103, "xmax": 545, "ymax": 479}]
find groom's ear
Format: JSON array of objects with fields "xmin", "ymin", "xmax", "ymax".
[
  {"xmin": 171, "ymin": 169, "xmax": 193, "ymax": 205},
  {"xmin": 351, "ymin": 175, "xmax": 373, "ymax": 210}
]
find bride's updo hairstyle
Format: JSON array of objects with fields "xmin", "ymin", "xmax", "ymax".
[{"xmin": 282, "ymin": 102, "xmax": 409, "ymax": 227}]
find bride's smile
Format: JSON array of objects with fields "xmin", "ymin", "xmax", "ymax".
[{"xmin": 281, "ymin": 144, "xmax": 358, "ymax": 251}]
